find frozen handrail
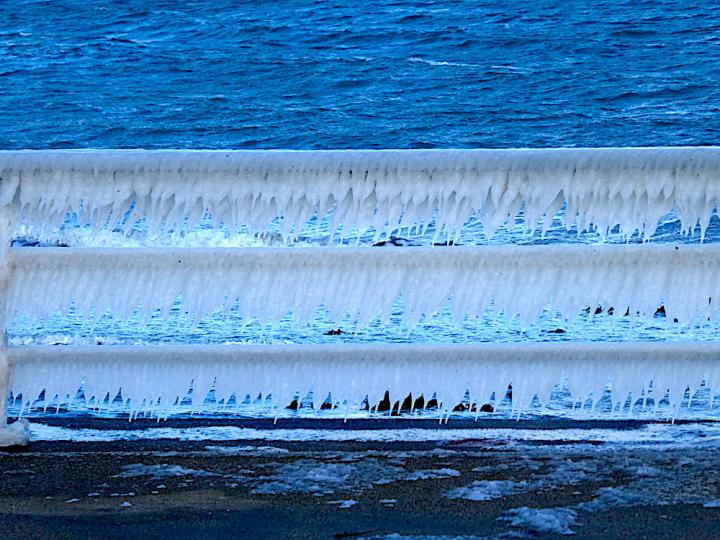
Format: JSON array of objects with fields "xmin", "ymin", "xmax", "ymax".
[
  {"xmin": 2, "ymin": 147, "xmax": 720, "ymax": 445},
  {"xmin": 1, "ymin": 147, "xmax": 720, "ymax": 239},
  {"xmin": 5, "ymin": 244, "xmax": 720, "ymax": 327},
  {"xmin": 8, "ymin": 342, "xmax": 720, "ymax": 418}
]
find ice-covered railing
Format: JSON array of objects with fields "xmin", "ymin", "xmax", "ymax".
[
  {"xmin": 6, "ymin": 245, "xmax": 720, "ymax": 327},
  {"xmin": 2, "ymin": 147, "xmax": 720, "ymax": 446},
  {"xmin": 2, "ymin": 147, "xmax": 720, "ymax": 240},
  {"xmin": 9, "ymin": 343, "xmax": 720, "ymax": 421}
]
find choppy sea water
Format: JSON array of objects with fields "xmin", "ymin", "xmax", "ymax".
[{"xmin": 1, "ymin": 0, "xmax": 719, "ymax": 149}]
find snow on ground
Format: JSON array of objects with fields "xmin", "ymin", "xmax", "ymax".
[
  {"xmin": 0, "ymin": 420, "xmax": 29, "ymax": 447},
  {"xmin": 450, "ymin": 455, "xmax": 607, "ymax": 501},
  {"xmin": 360, "ymin": 533, "xmax": 489, "ymax": 540},
  {"xmin": 499, "ymin": 507, "xmax": 578, "ymax": 536},
  {"xmin": 405, "ymin": 468, "xmax": 461, "ymax": 481},
  {"xmin": 204, "ymin": 445, "xmax": 290, "ymax": 456},
  {"xmin": 578, "ymin": 487, "xmax": 657, "ymax": 512},
  {"xmin": 114, "ymin": 464, "xmax": 220, "ymax": 479},
  {"xmin": 253, "ymin": 460, "xmax": 355, "ymax": 495},
  {"xmin": 21, "ymin": 421, "xmax": 720, "ymax": 521},
  {"xmin": 29, "ymin": 422, "xmax": 720, "ymax": 445},
  {"xmin": 252, "ymin": 458, "xmax": 405, "ymax": 495},
  {"xmin": 445, "ymin": 480, "xmax": 524, "ymax": 501},
  {"xmin": 327, "ymin": 499, "xmax": 357, "ymax": 509}
]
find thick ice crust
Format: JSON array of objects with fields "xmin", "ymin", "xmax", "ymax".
[
  {"xmin": 0, "ymin": 419, "xmax": 29, "ymax": 447},
  {"xmin": 2, "ymin": 147, "xmax": 719, "ymax": 238},
  {"xmin": 5, "ymin": 244, "xmax": 720, "ymax": 326},
  {"xmin": 8, "ymin": 342, "xmax": 720, "ymax": 416}
]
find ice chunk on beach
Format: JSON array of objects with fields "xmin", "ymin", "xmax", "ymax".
[
  {"xmin": 499, "ymin": 507, "xmax": 578, "ymax": 535},
  {"xmin": 0, "ymin": 419, "xmax": 29, "ymax": 447},
  {"xmin": 406, "ymin": 468, "xmax": 461, "ymax": 481},
  {"xmin": 445, "ymin": 480, "xmax": 523, "ymax": 501},
  {"xmin": 114, "ymin": 464, "xmax": 219, "ymax": 479}
]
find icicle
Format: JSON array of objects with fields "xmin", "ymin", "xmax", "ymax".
[
  {"xmin": 7, "ymin": 342, "xmax": 720, "ymax": 420},
  {"xmin": 2, "ymin": 148, "xmax": 720, "ymax": 240},
  {"xmin": 7, "ymin": 244, "xmax": 720, "ymax": 327}
]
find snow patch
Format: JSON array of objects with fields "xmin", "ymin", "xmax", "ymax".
[
  {"xmin": 499, "ymin": 506, "xmax": 578, "ymax": 535},
  {"xmin": 578, "ymin": 487, "xmax": 656, "ymax": 511},
  {"xmin": 445, "ymin": 480, "xmax": 523, "ymax": 501},
  {"xmin": 114, "ymin": 464, "xmax": 219, "ymax": 479},
  {"xmin": 205, "ymin": 445, "xmax": 290, "ymax": 456},
  {"xmin": 253, "ymin": 460, "xmax": 353, "ymax": 495},
  {"xmin": 361, "ymin": 533, "xmax": 495, "ymax": 540},
  {"xmin": 328, "ymin": 499, "xmax": 357, "ymax": 508},
  {"xmin": 405, "ymin": 468, "xmax": 461, "ymax": 481},
  {"xmin": 0, "ymin": 419, "xmax": 29, "ymax": 447},
  {"xmin": 253, "ymin": 458, "xmax": 404, "ymax": 495}
]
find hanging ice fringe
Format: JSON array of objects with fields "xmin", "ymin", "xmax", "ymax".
[
  {"xmin": 6, "ymin": 244, "xmax": 720, "ymax": 327},
  {"xmin": 1, "ymin": 147, "xmax": 719, "ymax": 239},
  {"xmin": 9, "ymin": 343, "xmax": 720, "ymax": 418}
]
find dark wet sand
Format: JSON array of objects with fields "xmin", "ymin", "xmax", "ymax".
[{"xmin": 2, "ymin": 433, "xmax": 720, "ymax": 539}]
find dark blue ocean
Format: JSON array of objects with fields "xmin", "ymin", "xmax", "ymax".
[{"xmin": 1, "ymin": 0, "xmax": 719, "ymax": 149}]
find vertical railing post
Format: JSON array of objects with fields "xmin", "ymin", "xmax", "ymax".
[
  {"xmin": 0, "ymin": 201, "xmax": 27, "ymax": 446},
  {"xmin": 0, "ymin": 205, "xmax": 11, "ymax": 430},
  {"xmin": 0, "ymin": 351, "xmax": 7, "ymax": 431},
  {"xmin": 0, "ymin": 203, "xmax": 27, "ymax": 447}
]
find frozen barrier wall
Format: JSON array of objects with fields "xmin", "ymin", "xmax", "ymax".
[
  {"xmin": 2, "ymin": 148, "xmax": 720, "ymax": 438},
  {"xmin": 2, "ymin": 147, "xmax": 720, "ymax": 239},
  {"xmin": 9, "ymin": 343, "xmax": 720, "ymax": 418},
  {"xmin": 6, "ymin": 244, "xmax": 720, "ymax": 327}
]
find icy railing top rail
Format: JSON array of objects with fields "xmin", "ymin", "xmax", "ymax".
[
  {"xmin": 2, "ymin": 147, "xmax": 720, "ymax": 240},
  {"xmin": 6, "ymin": 244, "xmax": 720, "ymax": 328}
]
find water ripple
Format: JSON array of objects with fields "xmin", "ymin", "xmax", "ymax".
[{"xmin": 0, "ymin": 0, "xmax": 718, "ymax": 149}]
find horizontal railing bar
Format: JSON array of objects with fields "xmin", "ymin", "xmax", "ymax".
[
  {"xmin": 8, "ymin": 341, "xmax": 720, "ymax": 415},
  {"xmin": 9, "ymin": 341, "xmax": 720, "ymax": 364},
  {"xmin": 4, "ymin": 146, "xmax": 718, "ymax": 173},
  {"xmin": 6, "ymin": 243, "xmax": 720, "ymax": 325},
  {"xmin": 11, "ymin": 242, "xmax": 720, "ymax": 261},
  {"xmin": 3, "ymin": 147, "xmax": 720, "ymax": 238},
  {"xmin": 3, "ymin": 147, "xmax": 718, "ymax": 176}
]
